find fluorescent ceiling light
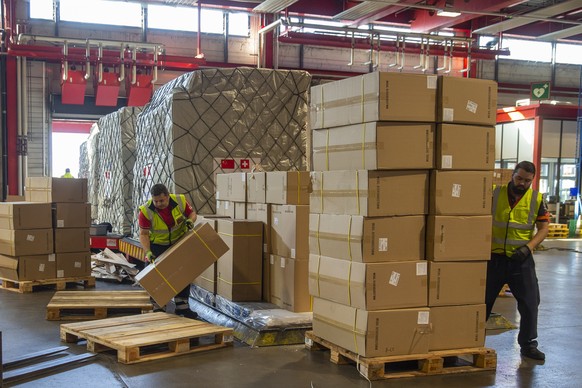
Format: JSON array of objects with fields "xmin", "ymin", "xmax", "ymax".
[
  {"xmin": 253, "ymin": 0, "xmax": 299, "ymax": 14},
  {"xmin": 437, "ymin": 9, "xmax": 462, "ymax": 17}
]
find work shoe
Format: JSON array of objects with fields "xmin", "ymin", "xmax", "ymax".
[{"xmin": 521, "ymin": 346, "xmax": 545, "ymax": 360}]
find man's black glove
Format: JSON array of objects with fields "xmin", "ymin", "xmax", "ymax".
[
  {"xmin": 511, "ymin": 245, "xmax": 531, "ymax": 261},
  {"xmin": 185, "ymin": 219, "xmax": 195, "ymax": 230}
]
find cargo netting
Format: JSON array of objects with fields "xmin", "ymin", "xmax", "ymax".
[
  {"xmin": 86, "ymin": 123, "xmax": 101, "ymax": 220},
  {"xmin": 78, "ymin": 141, "xmax": 89, "ymax": 179}
]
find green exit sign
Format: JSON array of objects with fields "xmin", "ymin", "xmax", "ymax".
[{"xmin": 531, "ymin": 82, "xmax": 551, "ymax": 100}]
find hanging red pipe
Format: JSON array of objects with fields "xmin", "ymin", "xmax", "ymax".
[{"xmin": 6, "ymin": 56, "xmax": 17, "ymax": 194}]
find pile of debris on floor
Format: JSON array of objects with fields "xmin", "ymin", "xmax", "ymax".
[{"xmin": 91, "ymin": 248, "xmax": 138, "ymax": 282}]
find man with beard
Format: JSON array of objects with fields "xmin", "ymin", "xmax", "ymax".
[{"xmin": 486, "ymin": 161, "xmax": 550, "ymax": 360}]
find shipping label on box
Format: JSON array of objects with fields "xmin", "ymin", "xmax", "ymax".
[
  {"xmin": 135, "ymin": 223, "xmax": 230, "ymax": 308},
  {"xmin": 429, "ymin": 170, "xmax": 492, "ymax": 215},
  {"xmin": 309, "ymin": 255, "xmax": 428, "ymax": 310},
  {"xmin": 312, "ymin": 297, "xmax": 431, "ymax": 357},
  {"xmin": 271, "ymin": 205, "xmax": 309, "ymax": 259},
  {"xmin": 429, "ymin": 304, "xmax": 486, "ymax": 351},
  {"xmin": 0, "ymin": 253, "xmax": 56, "ymax": 281},
  {"xmin": 56, "ymin": 251, "xmax": 91, "ymax": 278},
  {"xmin": 265, "ymin": 171, "xmax": 310, "ymax": 205},
  {"xmin": 436, "ymin": 124, "xmax": 495, "ymax": 170},
  {"xmin": 438, "ymin": 77, "xmax": 498, "ymax": 126},
  {"xmin": 0, "ymin": 228, "xmax": 54, "ymax": 256},
  {"xmin": 309, "ymin": 213, "xmax": 425, "ymax": 262},
  {"xmin": 246, "ymin": 172, "xmax": 266, "ymax": 204},
  {"xmin": 54, "ymin": 228, "xmax": 90, "ymax": 253},
  {"xmin": 310, "ymin": 170, "xmax": 428, "ymax": 216},
  {"xmin": 25, "ymin": 177, "xmax": 88, "ymax": 203},
  {"xmin": 428, "ymin": 261, "xmax": 487, "ymax": 306},
  {"xmin": 270, "ymin": 255, "xmax": 310, "ymax": 312},
  {"xmin": 53, "ymin": 203, "xmax": 91, "ymax": 228},
  {"xmin": 313, "ymin": 122, "xmax": 434, "ymax": 171},
  {"xmin": 427, "ymin": 215, "xmax": 492, "ymax": 261}
]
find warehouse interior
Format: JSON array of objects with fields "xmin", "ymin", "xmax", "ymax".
[{"xmin": 1, "ymin": 0, "xmax": 582, "ymax": 387}]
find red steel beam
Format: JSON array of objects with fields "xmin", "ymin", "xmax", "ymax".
[{"xmin": 5, "ymin": 56, "xmax": 17, "ymax": 195}]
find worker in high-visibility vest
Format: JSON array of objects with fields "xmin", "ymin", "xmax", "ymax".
[
  {"xmin": 486, "ymin": 161, "xmax": 550, "ymax": 361},
  {"xmin": 138, "ymin": 183, "xmax": 197, "ymax": 317},
  {"xmin": 61, "ymin": 168, "xmax": 74, "ymax": 178}
]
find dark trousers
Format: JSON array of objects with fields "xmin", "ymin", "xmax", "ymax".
[
  {"xmin": 151, "ymin": 243, "xmax": 189, "ymax": 298},
  {"xmin": 485, "ymin": 252, "xmax": 541, "ymax": 347}
]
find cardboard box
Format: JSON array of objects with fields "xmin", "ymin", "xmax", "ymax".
[
  {"xmin": 438, "ymin": 77, "xmax": 498, "ymax": 126},
  {"xmin": 313, "ymin": 122, "xmax": 434, "ymax": 171},
  {"xmin": 215, "ymin": 173, "xmax": 246, "ymax": 202},
  {"xmin": 0, "ymin": 202, "xmax": 53, "ymax": 230},
  {"xmin": 56, "ymin": 252, "xmax": 91, "ymax": 278},
  {"xmin": 493, "ymin": 169, "xmax": 513, "ymax": 187},
  {"xmin": 309, "ymin": 214, "xmax": 425, "ymax": 262},
  {"xmin": 216, "ymin": 200, "xmax": 245, "ymax": 219},
  {"xmin": 53, "ymin": 203, "xmax": 91, "ymax": 228},
  {"xmin": 311, "ymin": 72, "xmax": 437, "ymax": 129},
  {"xmin": 0, "ymin": 253, "xmax": 56, "ymax": 281},
  {"xmin": 436, "ymin": 124, "xmax": 495, "ymax": 170},
  {"xmin": 25, "ymin": 177, "xmax": 88, "ymax": 203},
  {"xmin": 54, "ymin": 228, "xmax": 90, "ymax": 253},
  {"xmin": 270, "ymin": 255, "xmax": 310, "ymax": 312},
  {"xmin": 193, "ymin": 262, "xmax": 216, "ymax": 294},
  {"xmin": 313, "ymin": 297, "xmax": 431, "ymax": 357},
  {"xmin": 135, "ymin": 223, "xmax": 230, "ymax": 307},
  {"xmin": 246, "ymin": 203, "xmax": 272, "ymax": 301},
  {"xmin": 429, "ymin": 304, "xmax": 486, "ymax": 351},
  {"xmin": 265, "ymin": 171, "xmax": 310, "ymax": 205},
  {"xmin": 310, "ymin": 170, "xmax": 428, "ymax": 216},
  {"xmin": 5, "ymin": 195, "xmax": 25, "ymax": 202},
  {"xmin": 216, "ymin": 219, "xmax": 263, "ymax": 302},
  {"xmin": 426, "ymin": 215, "xmax": 492, "ymax": 261},
  {"xmin": 428, "ymin": 261, "xmax": 487, "ymax": 306},
  {"xmin": 429, "ymin": 170, "xmax": 492, "ymax": 215},
  {"xmin": 247, "ymin": 172, "xmax": 266, "ymax": 203},
  {"xmin": 271, "ymin": 205, "xmax": 309, "ymax": 260},
  {"xmin": 0, "ymin": 228, "xmax": 54, "ymax": 256},
  {"xmin": 309, "ymin": 255, "xmax": 428, "ymax": 310}
]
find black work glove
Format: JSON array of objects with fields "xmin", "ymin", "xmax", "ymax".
[
  {"xmin": 185, "ymin": 219, "xmax": 195, "ymax": 230},
  {"xmin": 511, "ymin": 245, "xmax": 531, "ymax": 261}
]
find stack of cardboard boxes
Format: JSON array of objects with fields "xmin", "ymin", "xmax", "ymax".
[{"xmin": 307, "ymin": 72, "xmax": 497, "ymax": 357}]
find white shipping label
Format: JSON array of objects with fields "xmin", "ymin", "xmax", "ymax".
[
  {"xmin": 427, "ymin": 76, "xmax": 437, "ymax": 89},
  {"xmin": 75, "ymin": 261, "xmax": 82, "ymax": 268},
  {"xmin": 274, "ymin": 217, "xmax": 279, "ymax": 226},
  {"xmin": 418, "ymin": 311, "xmax": 430, "ymax": 325},
  {"xmin": 281, "ymin": 257, "xmax": 286, "ymax": 268},
  {"xmin": 389, "ymin": 271, "xmax": 400, "ymax": 287},
  {"xmin": 417, "ymin": 262, "xmax": 428, "ymax": 276},
  {"xmin": 264, "ymin": 243, "xmax": 268, "ymax": 253},
  {"xmin": 48, "ymin": 254, "xmax": 55, "ymax": 262},
  {"xmin": 452, "ymin": 184, "xmax": 462, "ymax": 198},
  {"xmin": 57, "ymin": 270, "xmax": 64, "ymax": 278},
  {"xmin": 443, "ymin": 108, "xmax": 454, "ymax": 122},
  {"xmin": 270, "ymin": 256, "xmax": 274, "ymax": 265},
  {"xmin": 216, "ymin": 191, "xmax": 220, "ymax": 200},
  {"xmin": 441, "ymin": 155, "xmax": 453, "ymax": 169},
  {"xmin": 466, "ymin": 100, "xmax": 478, "ymax": 114},
  {"xmin": 26, "ymin": 234, "xmax": 35, "ymax": 242},
  {"xmin": 107, "ymin": 239, "xmax": 116, "ymax": 247},
  {"xmin": 291, "ymin": 248, "xmax": 296, "ymax": 259},
  {"xmin": 39, "ymin": 264, "xmax": 45, "ymax": 272},
  {"xmin": 378, "ymin": 238, "xmax": 388, "ymax": 252},
  {"xmin": 57, "ymin": 220, "xmax": 65, "ymax": 228}
]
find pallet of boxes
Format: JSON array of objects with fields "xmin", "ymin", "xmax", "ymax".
[
  {"xmin": 305, "ymin": 72, "xmax": 497, "ymax": 380},
  {"xmin": 0, "ymin": 178, "xmax": 93, "ymax": 293}
]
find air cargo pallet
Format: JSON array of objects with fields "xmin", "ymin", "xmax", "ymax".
[
  {"xmin": 305, "ymin": 331, "xmax": 496, "ymax": 381},
  {"xmin": 60, "ymin": 312, "xmax": 233, "ymax": 364},
  {"xmin": 0, "ymin": 276, "xmax": 95, "ymax": 293},
  {"xmin": 46, "ymin": 290, "xmax": 153, "ymax": 321}
]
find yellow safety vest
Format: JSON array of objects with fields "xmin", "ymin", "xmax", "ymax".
[
  {"xmin": 491, "ymin": 185, "xmax": 542, "ymax": 257},
  {"xmin": 61, "ymin": 172, "xmax": 74, "ymax": 178},
  {"xmin": 139, "ymin": 194, "xmax": 188, "ymax": 246}
]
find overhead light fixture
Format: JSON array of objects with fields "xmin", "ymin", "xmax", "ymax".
[
  {"xmin": 437, "ymin": 9, "xmax": 462, "ymax": 17},
  {"xmin": 253, "ymin": 0, "xmax": 299, "ymax": 14}
]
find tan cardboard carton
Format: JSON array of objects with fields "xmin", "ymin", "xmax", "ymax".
[
  {"xmin": 0, "ymin": 253, "xmax": 56, "ymax": 281},
  {"xmin": 271, "ymin": 205, "xmax": 309, "ymax": 260},
  {"xmin": 429, "ymin": 170, "xmax": 492, "ymax": 215},
  {"xmin": 310, "ymin": 72, "xmax": 437, "ymax": 129},
  {"xmin": 309, "ymin": 214, "xmax": 425, "ymax": 262},
  {"xmin": 313, "ymin": 122, "xmax": 434, "ymax": 171},
  {"xmin": 215, "ymin": 173, "xmax": 246, "ymax": 202},
  {"xmin": 310, "ymin": 170, "xmax": 428, "ymax": 216},
  {"xmin": 56, "ymin": 251, "xmax": 91, "ymax": 278},
  {"xmin": 438, "ymin": 77, "xmax": 498, "ymax": 126},
  {"xmin": 0, "ymin": 202, "xmax": 53, "ymax": 230},
  {"xmin": 216, "ymin": 219, "xmax": 263, "ymax": 302},
  {"xmin": 247, "ymin": 172, "xmax": 266, "ymax": 203},
  {"xmin": 493, "ymin": 168, "xmax": 514, "ymax": 187},
  {"xmin": 53, "ymin": 203, "xmax": 91, "ymax": 228},
  {"xmin": 436, "ymin": 124, "xmax": 495, "ymax": 170},
  {"xmin": 25, "ymin": 177, "xmax": 88, "ymax": 203},
  {"xmin": 54, "ymin": 228, "xmax": 90, "ymax": 253},
  {"xmin": 0, "ymin": 228, "xmax": 53, "ymax": 256},
  {"xmin": 270, "ymin": 255, "xmax": 310, "ymax": 312},
  {"xmin": 5, "ymin": 195, "xmax": 25, "ymax": 202},
  {"xmin": 426, "ymin": 215, "xmax": 492, "ymax": 261},
  {"xmin": 265, "ymin": 171, "xmax": 310, "ymax": 205},
  {"xmin": 429, "ymin": 304, "xmax": 486, "ymax": 351},
  {"xmin": 193, "ymin": 262, "xmax": 216, "ymax": 294},
  {"xmin": 428, "ymin": 261, "xmax": 487, "ymax": 306},
  {"xmin": 216, "ymin": 200, "xmax": 245, "ymax": 219},
  {"xmin": 309, "ymin": 255, "xmax": 428, "ymax": 310},
  {"xmin": 313, "ymin": 297, "xmax": 431, "ymax": 357},
  {"xmin": 135, "ymin": 223, "xmax": 229, "ymax": 307}
]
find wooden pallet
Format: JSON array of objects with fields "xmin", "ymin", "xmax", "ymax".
[
  {"xmin": 0, "ymin": 276, "xmax": 95, "ymax": 293},
  {"xmin": 305, "ymin": 331, "xmax": 496, "ymax": 380},
  {"xmin": 46, "ymin": 290, "xmax": 154, "ymax": 321},
  {"xmin": 60, "ymin": 312, "xmax": 233, "ymax": 364}
]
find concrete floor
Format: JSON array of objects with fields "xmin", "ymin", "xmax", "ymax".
[{"xmin": 2, "ymin": 238, "xmax": 582, "ymax": 388}]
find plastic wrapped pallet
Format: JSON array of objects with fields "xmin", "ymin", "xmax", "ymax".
[
  {"xmin": 96, "ymin": 107, "xmax": 141, "ymax": 235},
  {"xmin": 132, "ymin": 67, "xmax": 311, "ymax": 230},
  {"xmin": 86, "ymin": 123, "xmax": 101, "ymax": 220},
  {"xmin": 78, "ymin": 141, "xmax": 89, "ymax": 179}
]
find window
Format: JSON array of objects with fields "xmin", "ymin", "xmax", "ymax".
[
  {"xmin": 30, "ymin": 0, "xmax": 53, "ymax": 20},
  {"xmin": 60, "ymin": 0, "xmax": 142, "ymax": 27},
  {"xmin": 148, "ymin": 4, "xmax": 198, "ymax": 32},
  {"xmin": 228, "ymin": 12, "xmax": 249, "ymax": 37},
  {"xmin": 201, "ymin": 9, "xmax": 224, "ymax": 34},
  {"xmin": 556, "ymin": 43, "xmax": 582, "ymax": 65},
  {"xmin": 502, "ymin": 38, "xmax": 552, "ymax": 62}
]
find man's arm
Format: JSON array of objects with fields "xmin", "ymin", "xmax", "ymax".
[
  {"xmin": 526, "ymin": 220, "xmax": 549, "ymax": 251},
  {"xmin": 139, "ymin": 228, "xmax": 151, "ymax": 254}
]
